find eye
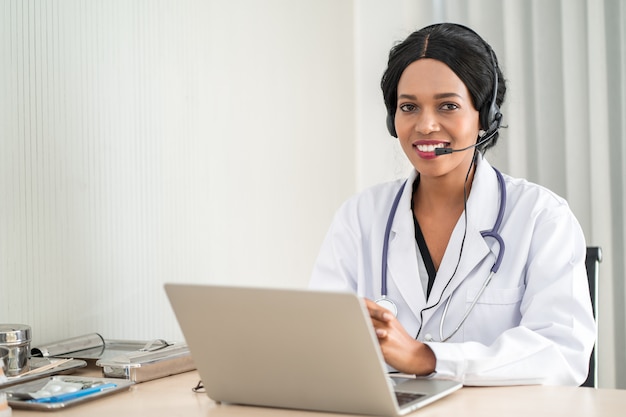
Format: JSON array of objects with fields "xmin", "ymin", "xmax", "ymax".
[
  {"xmin": 399, "ymin": 103, "xmax": 416, "ymax": 112},
  {"xmin": 440, "ymin": 103, "xmax": 459, "ymax": 111}
]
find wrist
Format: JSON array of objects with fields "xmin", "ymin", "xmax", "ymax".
[{"xmin": 412, "ymin": 342, "xmax": 437, "ymax": 376}]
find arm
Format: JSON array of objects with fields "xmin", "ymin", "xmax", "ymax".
[{"xmin": 428, "ymin": 204, "xmax": 596, "ymax": 386}]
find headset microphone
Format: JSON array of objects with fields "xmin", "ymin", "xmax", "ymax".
[{"xmin": 434, "ymin": 128, "xmax": 498, "ymax": 156}]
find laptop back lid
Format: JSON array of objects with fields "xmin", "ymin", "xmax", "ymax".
[{"xmin": 165, "ymin": 284, "xmax": 400, "ymax": 416}]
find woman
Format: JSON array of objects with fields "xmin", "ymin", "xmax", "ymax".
[{"xmin": 309, "ymin": 23, "xmax": 595, "ymax": 386}]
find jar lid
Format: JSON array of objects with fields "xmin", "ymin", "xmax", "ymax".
[{"xmin": 0, "ymin": 324, "xmax": 32, "ymax": 344}]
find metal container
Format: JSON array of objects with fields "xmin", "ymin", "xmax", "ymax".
[
  {"xmin": 0, "ymin": 324, "xmax": 31, "ymax": 376},
  {"xmin": 0, "ymin": 346, "xmax": 9, "ymax": 375},
  {"xmin": 96, "ymin": 343, "xmax": 195, "ymax": 383}
]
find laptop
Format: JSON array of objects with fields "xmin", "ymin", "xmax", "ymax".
[{"xmin": 164, "ymin": 284, "xmax": 462, "ymax": 416}]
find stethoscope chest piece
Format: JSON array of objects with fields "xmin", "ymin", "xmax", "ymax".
[{"xmin": 375, "ymin": 296, "xmax": 398, "ymax": 317}]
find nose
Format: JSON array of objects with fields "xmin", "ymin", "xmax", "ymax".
[{"xmin": 414, "ymin": 109, "xmax": 440, "ymax": 135}]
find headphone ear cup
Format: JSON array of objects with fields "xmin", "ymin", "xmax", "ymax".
[
  {"xmin": 476, "ymin": 102, "xmax": 502, "ymax": 150},
  {"xmin": 491, "ymin": 106, "xmax": 503, "ymax": 131},
  {"xmin": 386, "ymin": 113, "xmax": 397, "ymax": 137},
  {"xmin": 483, "ymin": 103, "xmax": 502, "ymax": 133},
  {"xmin": 481, "ymin": 49, "xmax": 502, "ymax": 139}
]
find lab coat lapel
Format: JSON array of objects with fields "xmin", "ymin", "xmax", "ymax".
[
  {"xmin": 424, "ymin": 157, "xmax": 502, "ymax": 317},
  {"xmin": 428, "ymin": 220, "xmax": 490, "ymax": 309},
  {"xmin": 385, "ymin": 171, "xmax": 428, "ymax": 319}
]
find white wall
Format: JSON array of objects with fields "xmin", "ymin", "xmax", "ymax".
[{"xmin": 0, "ymin": 0, "xmax": 356, "ymax": 344}]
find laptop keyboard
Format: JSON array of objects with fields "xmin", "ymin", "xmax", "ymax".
[{"xmin": 395, "ymin": 391, "xmax": 426, "ymax": 406}]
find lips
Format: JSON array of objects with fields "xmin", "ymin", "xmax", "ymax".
[{"xmin": 413, "ymin": 141, "xmax": 449, "ymax": 158}]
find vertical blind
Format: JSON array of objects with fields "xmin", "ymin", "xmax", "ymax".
[
  {"xmin": 354, "ymin": 0, "xmax": 626, "ymax": 388},
  {"xmin": 459, "ymin": 0, "xmax": 626, "ymax": 388}
]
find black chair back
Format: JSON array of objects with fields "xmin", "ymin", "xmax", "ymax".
[{"xmin": 581, "ymin": 246, "xmax": 602, "ymax": 388}]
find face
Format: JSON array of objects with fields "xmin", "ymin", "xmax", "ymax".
[{"xmin": 394, "ymin": 58, "xmax": 481, "ymax": 179}]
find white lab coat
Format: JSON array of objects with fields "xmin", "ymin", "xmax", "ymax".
[{"xmin": 309, "ymin": 155, "xmax": 596, "ymax": 386}]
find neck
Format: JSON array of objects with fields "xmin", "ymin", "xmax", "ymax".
[{"xmin": 414, "ymin": 162, "xmax": 476, "ymax": 213}]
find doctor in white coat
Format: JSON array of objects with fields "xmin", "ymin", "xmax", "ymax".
[{"xmin": 309, "ymin": 23, "xmax": 595, "ymax": 386}]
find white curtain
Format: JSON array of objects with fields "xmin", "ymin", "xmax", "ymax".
[{"xmin": 355, "ymin": 0, "xmax": 626, "ymax": 388}]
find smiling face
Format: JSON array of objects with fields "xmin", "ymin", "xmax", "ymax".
[{"xmin": 394, "ymin": 58, "xmax": 481, "ymax": 179}]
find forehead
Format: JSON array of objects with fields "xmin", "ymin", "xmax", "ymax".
[{"xmin": 397, "ymin": 58, "xmax": 471, "ymax": 100}]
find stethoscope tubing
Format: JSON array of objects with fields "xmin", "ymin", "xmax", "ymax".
[
  {"xmin": 439, "ymin": 270, "xmax": 495, "ymax": 342},
  {"xmin": 380, "ymin": 180, "xmax": 407, "ymax": 296}
]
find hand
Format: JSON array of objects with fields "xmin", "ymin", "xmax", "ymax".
[{"xmin": 364, "ymin": 298, "xmax": 436, "ymax": 376}]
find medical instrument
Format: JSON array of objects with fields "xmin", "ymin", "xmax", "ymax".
[
  {"xmin": 29, "ymin": 383, "xmax": 118, "ymax": 404},
  {"xmin": 375, "ymin": 167, "xmax": 506, "ymax": 342}
]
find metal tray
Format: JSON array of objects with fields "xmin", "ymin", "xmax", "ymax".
[
  {"xmin": 96, "ymin": 343, "xmax": 195, "ymax": 383},
  {"xmin": 0, "ymin": 358, "xmax": 87, "ymax": 389},
  {"xmin": 33, "ymin": 336, "xmax": 170, "ymax": 362},
  {"xmin": 0, "ymin": 375, "xmax": 133, "ymax": 410}
]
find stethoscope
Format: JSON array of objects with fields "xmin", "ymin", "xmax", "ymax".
[{"xmin": 375, "ymin": 166, "xmax": 506, "ymax": 342}]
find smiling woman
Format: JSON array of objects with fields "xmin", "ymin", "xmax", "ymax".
[
  {"xmin": 349, "ymin": 0, "xmax": 626, "ymax": 390},
  {"xmin": 310, "ymin": 23, "xmax": 596, "ymax": 386}
]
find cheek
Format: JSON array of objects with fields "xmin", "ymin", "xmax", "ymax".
[
  {"xmin": 453, "ymin": 114, "xmax": 481, "ymax": 138},
  {"xmin": 393, "ymin": 114, "xmax": 413, "ymax": 138}
]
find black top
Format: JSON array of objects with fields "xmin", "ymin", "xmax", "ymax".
[{"xmin": 411, "ymin": 177, "xmax": 437, "ymax": 298}]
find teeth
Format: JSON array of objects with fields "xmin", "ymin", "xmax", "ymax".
[{"xmin": 416, "ymin": 143, "xmax": 446, "ymax": 152}]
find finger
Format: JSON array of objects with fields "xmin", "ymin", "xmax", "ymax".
[{"xmin": 364, "ymin": 298, "xmax": 394, "ymax": 322}]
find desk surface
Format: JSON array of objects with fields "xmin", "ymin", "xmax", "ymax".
[{"xmin": 10, "ymin": 366, "xmax": 626, "ymax": 417}]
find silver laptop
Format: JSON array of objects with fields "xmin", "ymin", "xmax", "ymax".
[{"xmin": 164, "ymin": 284, "xmax": 461, "ymax": 416}]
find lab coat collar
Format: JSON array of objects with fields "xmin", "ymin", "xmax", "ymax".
[{"xmin": 386, "ymin": 155, "xmax": 503, "ymax": 322}]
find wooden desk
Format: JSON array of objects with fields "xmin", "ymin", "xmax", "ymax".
[{"xmin": 10, "ymin": 367, "xmax": 626, "ymax": 417}]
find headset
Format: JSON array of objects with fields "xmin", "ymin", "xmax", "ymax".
[
  {"xmin": 386, "ymin": 27, "xmax": 502, "ymax": 153},
  {"xmin": 481, "ymin": 49, "xmax": 503, "ymax": 139}
]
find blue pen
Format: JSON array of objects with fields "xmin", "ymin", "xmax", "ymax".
[{"xmin": 29, "ymin": 383, "xmax": 118, "ymax": 404}]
